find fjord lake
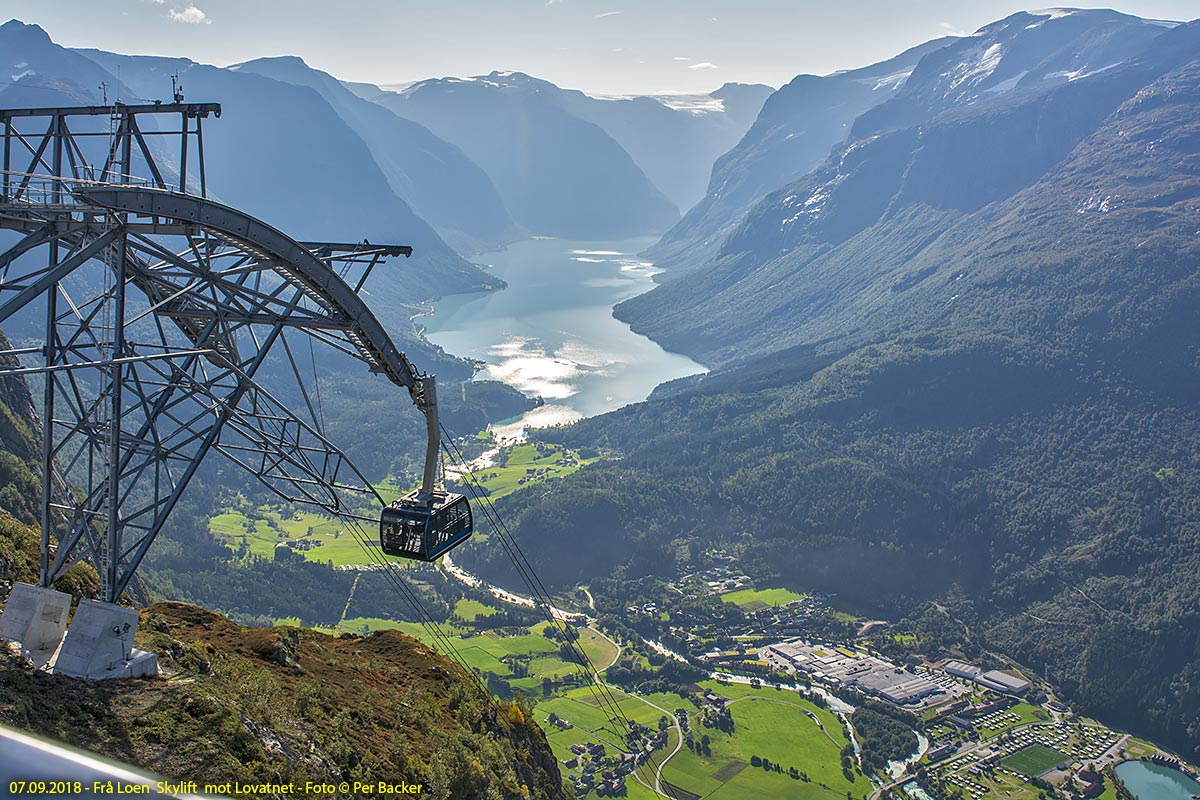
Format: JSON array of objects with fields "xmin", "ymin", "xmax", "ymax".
[
  {"xmin": 421, "ymin": 236, "xmax": 705, "ymax": 438},
  {"xmin": 1115, "ymin": 761, "xmax": 1200, "ymax": 800}
]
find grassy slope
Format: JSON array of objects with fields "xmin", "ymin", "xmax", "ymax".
[{"xmin": 0, "ymin": 602, "xmax": 567, "ymax": 800}]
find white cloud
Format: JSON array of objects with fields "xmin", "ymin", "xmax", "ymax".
[
  {"xmin": 673, "ymin": 56, "xmax": 691, "ymax": 61},
  {"xmin": 593, "ymin": 10, "xmax": 621, "ymax": 19},
  {"xmin": 939, "ymin": 21, "xmax": 967, "ymax": 35},
  {"xmin": 688, "ymin": 62, "xmax": 718, "ymax": 71},
  {"xmin": 168, "ymin": 4, "xmax": 208, "ymax": 23}
]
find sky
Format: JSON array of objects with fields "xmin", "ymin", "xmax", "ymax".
[{"xmin": 6, "ymin": 0, "xmax": 1200, "ymax": 95}]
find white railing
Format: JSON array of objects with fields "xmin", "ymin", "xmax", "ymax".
[{"xmin": 0, "ymin": 168, "xmax": 159, "ymax": 207}]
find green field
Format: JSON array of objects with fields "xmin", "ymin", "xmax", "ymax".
[
  {"xmin": 1003, "ymin": 744, "xmax": 1069, "ymax": 777},
  {"xmin": 613, "ymin": 680, "xmax": 869, "ymax": 800},
  {"xmin": 460, "ymin": 443, "xmax": 596, "ymax": 501},
  {"xmin": 453, "ymin": 598, "xmax": 497, "ymax": 621},
  {"xmin": 720, "ymin": 587, "xmax": 807, "ymax": 610},
  {"xmin": 954, "ymin": 769, "xmax": 1043, "ymax": 800},
  {"xmin": 336, "ymin": 616, "xmax": 461, "ymax": 640},
  {"xmin": 576, "ymin": 626, "xmax": 620, "ymax": 671},
  {"xmin": 208, "ymin": 506, "xmax": 380, "ymax": 566},
  {"xmin": 336, "ymin": 615, "xmax": 620, "ymax": 697}
]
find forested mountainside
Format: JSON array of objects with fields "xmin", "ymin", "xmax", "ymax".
[
  {"xmin": 460, "ymin": 12, "xmax": 1200, "ymax": 762},
  {"xmin": 369, "ymin": 71, "xmax": 681, "ymax": 238},
  {"xmin": 0, "ymin": 333, "xmax": 42, "ymax": 529}
]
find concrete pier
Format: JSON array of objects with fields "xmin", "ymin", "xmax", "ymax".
[
  {"xmin": 0, "ymin": 582, "xmax": 71, "ymax": 657},
  {"xmin": 1, "ymin": 584, "xmax": 157, "ymax": 679},
  {"xmin": 54, "ymin": 598, "xmax": 157, "ymax": 679}
]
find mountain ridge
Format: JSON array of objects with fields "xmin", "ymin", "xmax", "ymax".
[
  {"xmin": 230, "ymin": 55, "xmax": 521, "ymax": 255},
  {"xmin": 371, "ymin": 70, "xmax": 682, "ymax": 239},
  {"xmin": 617, "ymin": 11, "xmax": 1200, "ymax": 367}
]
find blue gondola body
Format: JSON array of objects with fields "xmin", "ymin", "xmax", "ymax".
[{"xmin": 380, "ymin": 490, "xmax": 473, "ymax": 561}]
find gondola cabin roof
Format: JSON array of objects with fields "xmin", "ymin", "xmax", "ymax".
[{"xmin": 380, "ymin": 490, "xmax": 472, "ymax": 562}]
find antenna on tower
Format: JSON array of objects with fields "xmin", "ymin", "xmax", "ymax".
[
  {"xmin": 172, "ymin": 73, "xmax": 184, "ymax": 103},
  {"xmin": 99, "ymin": 81, "xmax": 108, "ymax": 105}
]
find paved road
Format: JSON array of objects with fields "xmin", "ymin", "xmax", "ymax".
[
  {"xmin": 610, "ymin": 687, "xmax": 683, "ymax": 797},
  {"xmin": 441, "ymin": 554, "xmax": 594, "ymax": 623}
]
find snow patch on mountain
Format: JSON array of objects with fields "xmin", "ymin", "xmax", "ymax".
[
  {"xmin": 982, "ymin": 70, "xmax": 1029, "ymax": 95},
  {"xmin": 781, "ymin": 186, "xmax": 833, "ymax": 227},
  {"xmin": 870, "ymin": 69, "xmax": 914, "ymax": 92},
  {"xmin": 948, "ymin": 43, "xmax": 1005, "ymax": 92},
  {"xmin": 1047, "ymin": 62, "xmax": 1124, "ymax": 82},
  {"xmin": 653, "ymin": 94, "xmax": 726, "ymax": 114}
]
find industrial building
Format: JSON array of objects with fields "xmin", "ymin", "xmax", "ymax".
[
  {"xmin": 762, "ymin": 641, "xmax": 946, "ymax": 707},
  {"xmin": 943, "ymin": 660, "xmax": 982, "ymax": 679},
  {"xmin": 975, "ymin": 669, "xmax": 1032, "ymax": 695}
]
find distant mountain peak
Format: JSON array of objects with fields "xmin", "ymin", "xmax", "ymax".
[
  {"xmin": 1, "ymin": 18, "xmax": 50, "ymax": 41},
  {"xmin": 712, "ymin": 81, "xmax": 774, "ymax": 96},
  {"xmin": 397, "ymin": 70, "xmax": 564, "ymax": 98},
  {"xmin": 230, "ymin": 54, "xmax": 311, "ymax": 72}
]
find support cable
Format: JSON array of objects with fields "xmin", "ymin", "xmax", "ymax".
[
  {"xmin": 438, "ymin": 430, "xmax": 636, "ymax": 734},
  {"xmin": 438, "ymin": 429, "xmax": 685, "ymax": 797}
]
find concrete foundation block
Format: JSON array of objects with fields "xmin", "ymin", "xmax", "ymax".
[
  {"xmin": 55, "ymin": 599, "xmax": 157, "ymax": 679},
  {"xmin": 0, "ymin": 582, "xmax": 71, "ymax": 653}
]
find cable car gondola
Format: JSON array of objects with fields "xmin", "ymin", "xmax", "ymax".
[
  {"xmin": 380, "ymin": 489, "xmax": 473, "ymax": 562},
  {"xmin": 378, "ymin": 373, "xmax": 474, "ymax": 561}
]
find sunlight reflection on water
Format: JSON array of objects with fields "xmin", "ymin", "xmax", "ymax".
[{"xmin": 422, "ymin": 236, "xmax": 706, "ymax": 440}]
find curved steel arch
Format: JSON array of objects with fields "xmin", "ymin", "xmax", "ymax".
[
  {"xmin": 78, "ymin": 187, "xmax": 422, "ymax": 393},
  {"xmin": 0, "ymin": 181, "xmax": 441, "ymax": 602}
]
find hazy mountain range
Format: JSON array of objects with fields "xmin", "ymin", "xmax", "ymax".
[{"xmin": 0, "ymin": 18, "xmax": 769, "ymax": 258}]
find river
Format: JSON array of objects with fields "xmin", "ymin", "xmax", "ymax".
[
  {"xmin": 421, "ymin": 236, "xmax": 705, "ymax": 439},
  {"xmin": 1115, "ymin": 760, "xmax": 1200, "ymax": 800}
]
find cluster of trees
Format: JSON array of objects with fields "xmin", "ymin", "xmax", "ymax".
[
  {"xmin": 851, "ymin": 706, "xmax": 919, "ymax": 773},
  {"xmin": 748, "ymin": 753, "xmax": 818, "ymax": 783},
  {"xmin": 604, "ymin": 660, "xmax": 707, "ymax": 695}
]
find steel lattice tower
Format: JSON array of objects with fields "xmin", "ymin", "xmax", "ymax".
[{"xmin": 0, "ymin": 101, "xmax": 440, "ymax": 676}]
